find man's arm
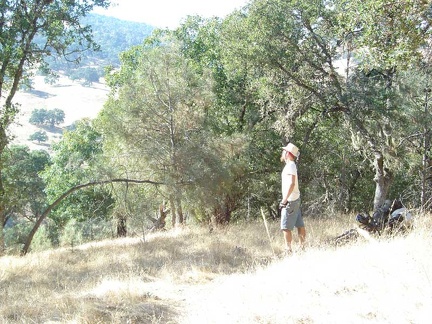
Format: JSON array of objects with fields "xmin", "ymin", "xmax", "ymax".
[{"xmin": 281, "ymin": 174, "xmax": 296, "ymax": 205}]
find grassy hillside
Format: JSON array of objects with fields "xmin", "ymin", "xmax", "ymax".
[
  {"xmin": 1, "ymin": 215, "xmax": 431, "ymax": 323},
  {"xmin": 9, "ymin": 13, "xmax": 152, "ymax": 152},
  {"xmin": 9, "ymin": 75, "xmax": 109, "ymax": 151}
]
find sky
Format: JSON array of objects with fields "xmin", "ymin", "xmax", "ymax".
[{"xmin": 93, "ymin": 0, "xmax": 250, "ymax": 29}]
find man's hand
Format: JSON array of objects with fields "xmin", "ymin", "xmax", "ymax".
[{"xmin": 279, "ymin": 201, "xmax": 287, "ymax": 209}]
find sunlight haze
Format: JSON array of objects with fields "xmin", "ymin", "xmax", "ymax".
[{"xmin": 93, "ymin": 0, "xmax": 250, "ymax": 29}]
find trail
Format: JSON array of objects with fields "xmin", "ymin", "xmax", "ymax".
[{"xmin": 141, "ymin": 239, "xmax": 432, "ymax": 324}]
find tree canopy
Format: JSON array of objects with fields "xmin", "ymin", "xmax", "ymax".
[{"xmin": 1, "ymin": 0, "xmax": 432, "ymax": 254}]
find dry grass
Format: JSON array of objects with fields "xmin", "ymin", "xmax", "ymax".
[
  {"xmin": 10, "ymin": 75, "xmax": 108, "ymax": 151},
  {"xmin": 1, "ymin": 214, "xmax": 432, "ymax": 323}
]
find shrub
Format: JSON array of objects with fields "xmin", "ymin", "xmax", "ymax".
[{"xmin": 31, "ymin": 225, "xmax": 53, "ymax": 252}]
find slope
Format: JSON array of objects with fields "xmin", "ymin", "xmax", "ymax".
[
  {"xmin": 1, "ymin": 217, "xmax": 431, "ymax": 323},
  {"xmin": 9, "ymin": 75, "xmax": 109, "ymax": 151}
]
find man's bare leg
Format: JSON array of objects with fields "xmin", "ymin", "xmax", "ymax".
[
  {"xmin": 298, "ymin": 227, "xmax": 306, "ymax": 250},
  {"xmin": 283, "ymin": 229, "xmax": 293, "ymax": 252}
]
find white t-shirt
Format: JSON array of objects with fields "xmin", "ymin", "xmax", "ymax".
[{"xmin": 281, "ymin": 161, "xmax": 300, "ymax": 201}]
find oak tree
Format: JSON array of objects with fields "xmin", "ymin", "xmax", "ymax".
[{"xmin": 0, "ymin": 0, "xmax": 111, "ymax": 254}]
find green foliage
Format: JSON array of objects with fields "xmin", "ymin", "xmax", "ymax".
[
  {"xmin": 0, "ymin": 0, "xmax": 112, "ymax": 128},
  {"xmin": 176, "ymin": 15, "xmax": 265, "ymax": 135},
  {"xmin": 30, "ymin": 225, "xmax": 53, "ymax": 252},
  {"xmin": 41, "ymin": 120, "xmax": 114, "ymax": 239},
  {"xmin": 99, "ymin": 30, "xmax": 254, "ymax": 224},
  {"xmin": 3, "ymin": 221, "xmax": 32, "ymax": 253},
  {"xmin": 60, "ymin": 219, "xmax": 84, "ymax": 247},
  {"xmin": 59, "ymin": 218, "xmax": 112, "ymax": 247},
  {"xmin": 335, "ymin": 0, "xmax": 431, "ymax": 71},
  {"xmin": 1, "ymin": 145, "xmax": 50, "ymax": 251},
  {"xmin": 29, "ymin": 131, "xmax": 48, "ymax": 143},
  {"xmin": 68, "ymin": 67, "xmax": 102, "ymax": 85},
  {"xmin": 97, "ymin": 0, "xmax": 432, "ymax": 220},
  {"xmin": 387, "ymin": 63, "xmax": 432, "ymax": 207},
  {"xmin": 0, "ymin": 0, "xmax": 118, "ymax": 253},
  {"xmin": 50, "ymin": 108, "xmax": 65, "ymax": 126},
  {"xmin": 29, "ymin": 109, "xmax": 47, "ymax": 125},
  {"xmin": 2, "ymin": 145, "xmax": 51, "ymax": 221},
  {"xmin": 175, "ymin": 15, "xmax": 285, "ymax": 221},
  {"xmin": 213, "ymin": 0, "xmax": 432, "ymax": 211},
  {"xmin": 4, "ymin": 217, "xmax": 52, "ymax": 253},
  {"xmin": 3, "ymin": 0, "xmax": 432, "ymax": 255},
  {"xmin": 29, "ymin": 108, "xmax": 65, "ymax": 127}
]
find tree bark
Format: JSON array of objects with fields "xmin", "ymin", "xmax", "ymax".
[
  {"xmin": 213, "ymin": 195, "xmax": 237, "ymax": 224},
  {"xmin": 421, "ymin": 87, "xmax": 431, "ymax": 211},
  {"xmin": 373, "ymin": 151, "xmax": 393, "ymax": 210},
  {"xmin": 0, "ymin": 126, "xmax": 8, "ymax": 255},
  {"xmin": 149, "ymin": 203, "xmax": 169, "ymax": 232},
  {"xmin": 176, "ymin": 197, "xmax": 184, "ymax": 225},
  {"xmin": 116, "ymin": 213, "xmax": 127, "ymax": 237},
  {"xmin": 169, "ymin": 196, "xmax": 176, "ymax": 228}
]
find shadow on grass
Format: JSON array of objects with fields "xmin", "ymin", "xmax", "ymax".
[
  {"xmin": 39, "ymin": 125, "xmax": 63, "ymax": 134},
  {"xmin": 27, "ymin": 89, "xmax": 55, "ymax": 99}
]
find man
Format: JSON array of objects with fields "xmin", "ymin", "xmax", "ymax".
[{"xmin": 280, "ymin": 143, "xmax": 306, "ymax": 253}]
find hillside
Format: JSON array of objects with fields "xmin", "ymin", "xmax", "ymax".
[
  {"xmin": 9, "ymin": 75, "xmax": 109, "ymax": 151},
  {"xmin": 1, "ymin": 217, "xmax": 431, "ymax": 323},
  {"xmin": 46, "ymin": 14, "xmax": 154, "ymax": 73},
  {"xmin": 8, "ymin": 13, "xmax": 154, "ymax": 152}
]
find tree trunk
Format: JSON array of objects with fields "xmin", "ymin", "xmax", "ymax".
[
  {"xmin": 421, "ymin": 153, "xmax": 432, "ymax": 211},
  {"xmin": 0, "ymin": 209, "xmax": 4, "ymax": 255},
  {"xmin": 373, "ymin": 151, "xmax": 393, "ymax": 210},
  {"xmin": 170, "ymin": 196, "xmax": 176, "ymax": 228},
  {"xmin": 213, "ymin": 195, "xmax": 236, "ymax": 224},
  {"xmin": 176, "ymin": 198, "xmax": 184, "ymax": 225},
  {"xmin": 116, "ymin": 213, "xmax": 127, "ymax": 237},
  {"xmin": 213, "ymin": 205, "xmax": 231, "ymax": 225},
  {"xmin": 421, "ymin": 87, "xmax": 431, "ymax": 212},
  {"xmin": 372, "ymin": 68, "xmax": 395, "ymax": 210},
  {"xmin": 0, "ymin": 126, "xmax": 7, "ymax": 255},
  {"xmin": 149, "ymin": 203, "xmax": 169, "ymax": 232}
]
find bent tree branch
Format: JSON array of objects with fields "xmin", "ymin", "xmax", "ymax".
[{"xmin": 21, "ymin": 178, "xmax": 163, "ymax": 255}]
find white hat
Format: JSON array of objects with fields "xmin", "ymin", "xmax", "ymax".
[{"xmin": 281, "ymin": 143, "xmax": 299, "ymax": 157}]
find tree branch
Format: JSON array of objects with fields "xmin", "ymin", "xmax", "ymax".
[{"xmin": 21, "ymin": 178, "xmax": 163, "ymax": 255}]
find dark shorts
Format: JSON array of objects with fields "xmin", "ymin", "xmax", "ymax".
[{"xmin": 281, "ymin": 198, "xmax": 304, "ymax": 230}]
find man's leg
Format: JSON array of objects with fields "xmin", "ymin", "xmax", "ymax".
[
  {"xmin": 283, "ymin": 229, "xmax": 293, "ymax": 252},
  {"xmin": 298, "ymin": 226, "xmax": 306, "ymax": 250}
]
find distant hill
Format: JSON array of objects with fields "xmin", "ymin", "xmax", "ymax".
[
  {"xmin": 44, "ymin": 14, "xmax": 155, "ymax": 81},
  {"xmin": 9, "ymin": 14, "xmax": 154, "ymax": 152},
  {"xmin": 84, "ymin": 13, "xmax": 154, "ymax": 65}
]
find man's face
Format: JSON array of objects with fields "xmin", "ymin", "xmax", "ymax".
[{"xmin": 281, "ymin": 149, "xmax": 288, "ymax": 162}]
